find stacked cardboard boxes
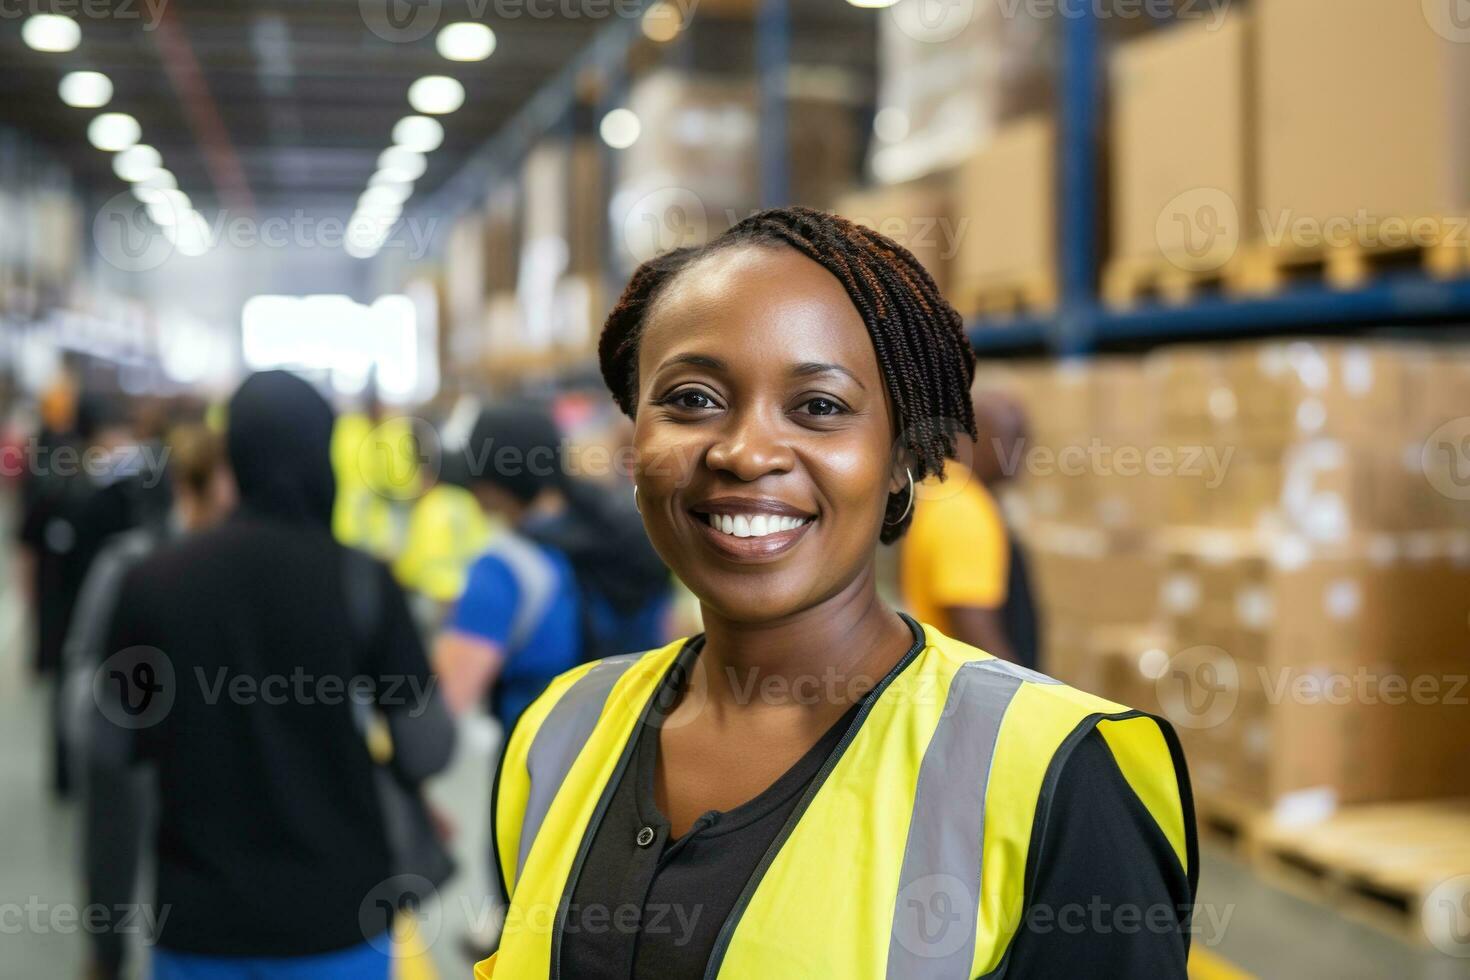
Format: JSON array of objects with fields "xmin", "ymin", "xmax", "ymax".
[
  {"xmin": 611, "ymin": 68, "xmax": 858, "ymax": 269},
  {"xmin": 1257, "ymin": 0, "xmax": 1470, "ymax": 234},
  {"xmin": 996, "ymin": 340, "xmax": 1470, "ymax": 814},
  {"xmin": 1107, "ymin": 13, "xmax": 1252, "ymax": 295}
]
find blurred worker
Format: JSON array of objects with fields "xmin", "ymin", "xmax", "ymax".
[
  {"xmin": 981, "ymin": 391, "xmax": 1041, "ymax": 670},
  {"xmin": 93, "ymin": 371, "xmax": 455, "ymax": 980},
  {"xmin": 899, "ymin": 389, "xmax": 1030, "ymax": 664},
  {"xmin": 22, "ymin": 392, "xmax": 145, "ymax": 797},
  {"xmin": 431, "ymin": 404, "xmax": 586, "ymax": 727},
  {"xmin": 64, "ymin": 424, "xmax": 233, "ymax": 980},
  {"xmin": 332, "ymin": 381, "xmax": 414, "ymax": 560},
  {"xmin": 393, "ymin": 438, "xmax": 491, "ymax": 629}
]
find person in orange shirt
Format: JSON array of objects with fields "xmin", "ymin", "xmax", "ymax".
[{"xmin": 900, "ymin": 390, "xmax": 1029, "ymax": 662}]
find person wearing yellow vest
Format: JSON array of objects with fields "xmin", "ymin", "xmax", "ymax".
[{"xmin": 475, "ymin": 208, "xmax": 1196, "ymax": 979}]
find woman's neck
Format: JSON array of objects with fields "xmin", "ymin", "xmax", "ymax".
[{"xmin": 694, "ymin": 566, "xmax": 915, "ymax": 714}]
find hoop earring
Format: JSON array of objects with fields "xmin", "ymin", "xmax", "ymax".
[
  {"xmin": 633, "ymin": 483, "xmax": 640, "ymax": 514},
  {"xmin": 884, "ymin": 467, "xmax": 915, "ymax": 525}
]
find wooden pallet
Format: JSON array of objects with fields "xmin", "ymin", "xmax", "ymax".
[
  {"xmin": 1237, "ymin": 215, "xmax": 1470, "ymax": 294},
  {"xmin": 952, "ymin": 274, "xmax": 1057, "ymax": 320},
  {"xmin": 1193, "ymin": 789, "xmax": 1269, "ymax": 858},
  {"xmin": 1248, "ymin": 799, "xmax": 1470, "ymax": 947},
  {"xmin": 1102, "ymin": 252, "xmax": 1251, "ymax": 308}
]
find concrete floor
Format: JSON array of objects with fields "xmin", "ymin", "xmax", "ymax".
[{"xmin": 2, "ymin": 523, "xmax": 1467, "ymax": 979}]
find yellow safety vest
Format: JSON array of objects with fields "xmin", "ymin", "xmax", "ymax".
[{"xmin": 477, "ymin": 621, "xmax": 1195, "ymax": 979}]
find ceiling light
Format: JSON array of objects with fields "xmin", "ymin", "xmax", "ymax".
[
  {"xmin": 165, "ymin": 210, "xmax": 212, "ymax": 257},
  {"xmin": 845, "ymin": 0, "xmax": 899, "ymax": 7},
  {"xmin": 368, "ymin": 170, "xmax": 413, "ymax": 190},
  {"xmin": 22, "ymin": 14, "xmax": 80, "ymax": 52},
  {"xmin": 361, "ymin": 183, "xmax": 412, "ymax": 209},
  {"xmin": 59, "ymin": 71, "xmax": 113, "ymax": 109},
  {"xmin": 599, "ymin": 108, "xmax": 641, "ymax": 150},
  {"xmin": 88, "ymin": 113, "xmax": 142, "ymax": 152},
  {"xmin": 146, "ymin": 189, "xmax": 192, "ymax": 226},
  {"xmin": 641, "ymin": 2, "xmax": 683, "ymax": 42},
  {"xmin": 436, "ymin": 22, "xmax": 495, "ymax": 61},
  {"xmin": 132, "ymin": 170, "xmax": 178, "ymax": 204},
  {"xmin": 392, "ymin": 115, "xmax": 444, "ymax": 153},
  {"xmin": 113, "ymin": 144, "xmax": 163, "ymax": 182},
  {"xmin": 377, "ymin": 146, "xmax": 427, "ymax": 181},
  {"xmin": 407, "ymin": 75, "xmax": 465, "ymax": 115}
]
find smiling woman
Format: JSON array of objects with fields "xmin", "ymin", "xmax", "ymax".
[{"xmin": 477, "ymin": 208, "xmax": 1197, "ymax": 980}]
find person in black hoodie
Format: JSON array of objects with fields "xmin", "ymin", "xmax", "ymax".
[{"xmin": 91, "ymin": 371, "xmax": 455, "ymax": 980}]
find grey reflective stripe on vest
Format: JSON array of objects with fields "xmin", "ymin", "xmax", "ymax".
[
  {"xmin": 518, "ymin": 654, "xmax": 642, "ymax": 877},
  {"xmin": 486, "ymin": 531, "xmax": 559, "ymax": 652},
  {"xmin": 886, "ymin": 659, "xmax": 1061, "ymax": 979}
]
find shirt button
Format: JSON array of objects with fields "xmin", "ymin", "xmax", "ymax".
[{"xmin": 636, "ymin": 826, "xmax": 656, "ymax": 847}]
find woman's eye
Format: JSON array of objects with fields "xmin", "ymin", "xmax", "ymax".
[
  {"xmin": 801, "ymin": 397, "xmax": 843, "ymax": 417},
  {"xmin": 671, "ymin": 390, "xmax": 715, "ymax": 410}
]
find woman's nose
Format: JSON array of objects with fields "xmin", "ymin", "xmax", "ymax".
[{"xmin": 704, "ymin": 411, "xmax": 795, "ymax": 481}]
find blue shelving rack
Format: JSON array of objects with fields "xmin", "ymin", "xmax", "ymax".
[
  {"xmin": 420, "ymin": 1, "xmax": 1470, "ymax": 359},
  {"xmin": 967, "ymin": 7, "xmax": 1470, "ymax": 357}
]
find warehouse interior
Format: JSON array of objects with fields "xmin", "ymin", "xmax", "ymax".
[{"xmin": 3, "ymin": 1, "xmax": 1470, "ymax": 978}]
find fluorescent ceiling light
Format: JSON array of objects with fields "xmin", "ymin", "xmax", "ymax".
[
  {"xmin": 377, "ymin": 145, "xmax": 427, "ymax": 181},
  {"xmin": 436, "ymin": 22, "xmax": 495, "ymax": 62},
  {"xmin": 23, "ymin": 14, "xmax": 81, "ymax": 52},
  {"xmin": 113, "ymin": 144, "xmax": 163, "ymax": 182},
  {"xmin": 59, "ymin": 71, "xmax": 112, "ymax": 108},
  {"xmin": 392, "ymin": 115, "xmax": 444, "ymax": 153},
  {"xmin": 407, "ymin": 75, "xmax": 465, "ymax": 115},
  {"xmin": 88, "ymin": 113, "xmax": 142, "ymax": 152},
  {"xmin": 599, "ymin": 108, "xmax": 641, "ymax": 150}
]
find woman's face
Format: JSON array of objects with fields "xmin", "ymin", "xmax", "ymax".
[{"xmin": 632, "ymin": 244, "xmax": 902, "ymax": 623}]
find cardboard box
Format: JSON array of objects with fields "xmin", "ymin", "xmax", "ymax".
[
  {"xmin": 1111, "ymin": 13, "xmax": 1252, "ymax": 264},
  {"xmin": 950, "ymin": 117, "xmax": 1056, "ymax": 305},
  {"xmin": 870, "ymin": 0, "xmax": 1053, "ymax": 185},
  {"xmin": 484, "ymin": 184, "xmax": 519, "ymax": 295},
  {"xmin": 1257, "ymin": 0, "xmax": 1470, "ymax": 227},
  {"xmin": 1161, "ymin": 537, "xmax": 1470, "ymax": 806}
]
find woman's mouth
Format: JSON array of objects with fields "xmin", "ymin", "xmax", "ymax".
[{"xmin": 687, "ymin": 505, "xmax": 816, "ymax": 560}]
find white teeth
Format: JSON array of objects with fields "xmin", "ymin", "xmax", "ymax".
[{"xmin": 704, "ymin": 512, "xmax": 810, "ymax": 538}]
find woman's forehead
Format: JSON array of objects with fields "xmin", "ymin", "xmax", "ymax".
[{"xmin": 640, "ymin": 245, "xmax": 878, "ymax": 379}]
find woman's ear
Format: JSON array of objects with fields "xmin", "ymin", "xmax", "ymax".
[{"xmin": 889, "ymin": 449, "xmax": 916, "ymax": 496}]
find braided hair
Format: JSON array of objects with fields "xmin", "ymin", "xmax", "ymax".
[{"xmin": 598, "ymin": 206, "xmax": 977, "ymax": 542}]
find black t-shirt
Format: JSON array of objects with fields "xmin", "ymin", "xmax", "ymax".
[
  {"xmin": 554, "ymin": 632, "xmax": 1193, "ymax": 979},
  {"xmin": 105, "ymin": 512, "xmax": 434, "ymax": 957}
]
